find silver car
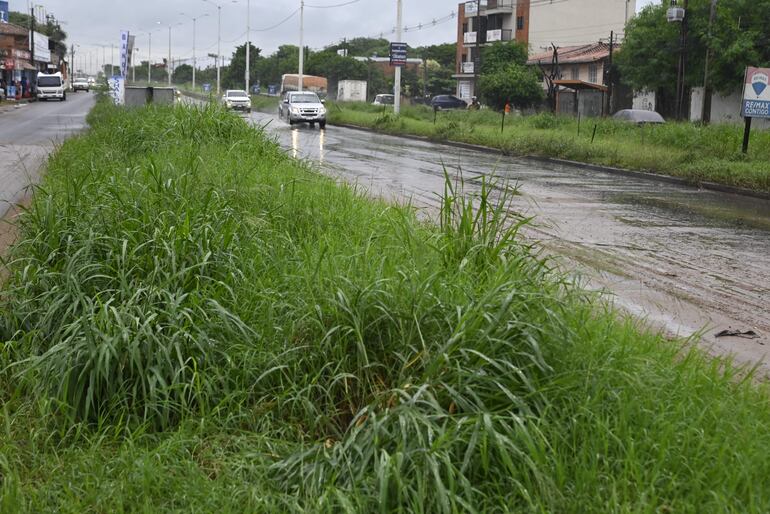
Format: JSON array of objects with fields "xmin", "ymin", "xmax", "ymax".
[{"xmin": 278, "ymin": 91, "xmax": 326, "ymax": 129}]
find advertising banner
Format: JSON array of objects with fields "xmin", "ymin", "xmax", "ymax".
[
  {"xmin": 389, "ymin": 42, "xmax": 407, "ymax": 67},
  {"xmin": 32, "ymin": 32, "xmax": 50, "ymax": 63},
  {"xmin": 742, "ymin": 67, "xmax": 770, "ymax": 119},
  {"xmin": 108, "ymin": 75, "xmax": 125, "ymax": 105},
  {"xmin": 120, "ymin": 31, "xmax": 129, "ymax": 77},
  {"xmin": 0, "ymin": 1, "xmax": 9, "ymax": 23},
  {"xmin": 127, "ymin": 35, "xmax": 135, "ymax": 66}
]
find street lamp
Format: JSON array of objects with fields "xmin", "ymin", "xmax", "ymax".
[
  {"xmin": 180, "ymin": 12, "xmax": 210, "ymax": 91},
  {"xmin": 667, "ymin": 0, "xmax": 688, "ymax": 120},
  {"xmin": 203, "ymin": 0, "xmax": 237, "ymax": 95},
  {"xmin": 298, "ymin": 0, "xmax": 304, "ymax": 92},
  {"xmin": 157, "ymin": 21, "xmax": 183, "ymax": 86}
]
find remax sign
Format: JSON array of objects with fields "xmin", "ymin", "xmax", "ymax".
[{"xmin": 742, "ymin": 67, "xmax": 770, "ymax": 119}]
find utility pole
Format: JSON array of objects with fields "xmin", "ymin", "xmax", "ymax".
[
  {"xmin": 203, "ymin": 0, "xmax": 224, "ymax": 94},
  {"xmin": 148, "ymin": 31, "xmax": 152, "ymax": 83},
  {"xmin": 394, "ymin": 0, "xmax": 403, "ymax": 114},
  {"xmin": 30, "ymin": 7, "xmax": 35, "ymax": 75},
  {"xmin": 605, "ymin": 31, "xmax": 614, "ymax": 116},
  {"xmin": 701, "ymin": 0, "xmax": 717, "ymax": 124},
  {"xmin": 246, "ymin": 0, "xmax": 251, "ymax": 94},
  {"xmin": 675, "ymin": 0, "xmax": 689, "ymax": 120},
  {"xmin": 298, "ymin": 0, "xmax": 305, "ymax": 92},
  {"xmin": 168, "ymin": 24, "xmax": 172, "ymax": 86},
  {"xmin": 473, "ymin": 0, "xmax": 481, "ymax": 99}
]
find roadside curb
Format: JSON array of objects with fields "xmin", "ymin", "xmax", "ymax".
[{"xmin": 330, "ymin": 122, "xmax": 770, "ymax": 202}]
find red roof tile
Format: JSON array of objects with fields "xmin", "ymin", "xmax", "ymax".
[{"xmin": 527, "ymin": 42, "xmax": 612, "ymax": 65}]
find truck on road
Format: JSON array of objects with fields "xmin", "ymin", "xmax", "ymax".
[
  {"xmin": 36, "ymin": 72, "xmax": 66, "ymax": 101},
  {"xmin": 280, "ymin": 74, "xmax": 328, "ymax": 97}
]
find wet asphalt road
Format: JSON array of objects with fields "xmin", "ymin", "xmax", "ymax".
[
  {"xmin": 247, "ymin": 108, "xmax": 770, "ymax": 373},
  {"xmin": 0, "ymin": 91, "xmax": 95, "ymax": 215}
]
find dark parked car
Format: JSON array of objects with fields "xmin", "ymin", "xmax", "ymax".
[{"xmin": 430, "ymin": 95, "xmax": 467, "ymax": 110}]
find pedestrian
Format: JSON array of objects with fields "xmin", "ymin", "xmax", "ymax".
[{"xmin": 504, "ymin": 101, "xmax": 511, "ymax": 115}]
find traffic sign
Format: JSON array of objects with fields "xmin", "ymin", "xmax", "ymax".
[
  {"xmin": 202, "ymin": 83, "xmax": 212, "ymax": 93},
  {"xmin": 389, "ymin": 42, "xmax": 407, "ymax": 67}
]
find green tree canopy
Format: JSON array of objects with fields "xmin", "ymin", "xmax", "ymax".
[
  {"xmin": 172, "ymin": 64, "xmax": 194, "ymax": 85},
  {"xmin": 481, "ymin": 41, "xmax": 528, "ymax": 74},
  {"xmin": 617, "ymin": 1, "xmax": 770, "ymax": 96},
  {"xmin": 478, "ymin": 63, "xmax": 544, "ymax": 110},
  {"xmin": 224, "ymin": 43, "xmax": 262, "ymax": 89}
]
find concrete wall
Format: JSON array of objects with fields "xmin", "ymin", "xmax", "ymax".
[
  {"xmin": 633, "ymin": 90, "xmax": 655, "ymax": 111},
  {"xmin": 528, "ymin": 0, "xmax": 634, "ymax": 54},
  {"xmin": 690, "ymin": 86, "xmax": 770, "ymax": 129}
]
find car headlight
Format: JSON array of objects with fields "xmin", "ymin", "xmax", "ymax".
[
  {"xmin": 291, "ymin": 106, "xmax": 300, "ymax": 114},
  {"xmin": 319, "ymin": 107, "xmax": 326, "ymax": 115}
]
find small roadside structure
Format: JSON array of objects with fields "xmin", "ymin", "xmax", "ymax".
[{"xmin": 552, "ymin": 79, "xmax": 608, "ymax": 117}]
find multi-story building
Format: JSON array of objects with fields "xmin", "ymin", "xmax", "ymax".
[{"xmin": 454, "ymin": 0, "xmax": 635, "ymax": 100}]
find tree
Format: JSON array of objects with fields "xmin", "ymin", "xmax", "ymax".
[
  {"xmin": 306, "ymin": 51, "xmax": 367, "ymax": 95},
  {"xmin": 618, "ymin": 1, "xmax": 770, "ymax": 98},
  {"xmin": 416, "ymin": 43, "xmax": 456, "ymax": 68},
  {"xmin": 224, "ymin": 43, "xmax": 262, "ymax": 89},
  {"xmin": 9, "ymin": 11, "xmax": 68, "ymax": 61},
  {"xmin": 326, "ymin": 37, "xmax": 390, "ymax": 58},
  {"xmin": 481, "ymin": 41, "xmax": 528, "ymax": 74},
  {"xmin": 478, "ymin": 64, "xmax": 544, "ymax": 111},
  {"xmin": 173, "ymin": 64, "xmax": 194, "ymax": 85}
]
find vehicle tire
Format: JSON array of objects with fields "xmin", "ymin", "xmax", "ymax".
[{"xmin": 319, "ymin": 121, "xmax": 326, "ymax": 129}]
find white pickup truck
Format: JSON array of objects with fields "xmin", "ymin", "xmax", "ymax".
[{"xmin": 278, "ymin": 91, "xmax": 327, "ymax": 129}]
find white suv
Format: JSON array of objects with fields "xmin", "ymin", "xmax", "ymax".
[
  {"xmin": 222, "ymin": 90, "xmax": 252, "ymax": 113},
  {"xmin": 72, "ymin": 77, "xmax": 89, "ymax": 92}
]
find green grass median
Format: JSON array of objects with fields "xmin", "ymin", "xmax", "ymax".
[
  {"xmin": 328, "ymin": 102, "xmax": 770, "ymax": 193},
  {"xmin": 1, "ymin": 100, "xmax": 769, "ymax": 512}
]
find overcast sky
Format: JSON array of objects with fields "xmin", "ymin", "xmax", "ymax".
[{"xmin": 9, "ymin": 0, "xmax": 658, "ymax": 71}]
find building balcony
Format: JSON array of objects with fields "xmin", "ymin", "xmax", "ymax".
[
  {"xmin": 464, "ymin": 0, "xmax": 515, "ymax": 16},
  {"xmin": 486, "ymin": 29, "xmax": 513, "ymax": 42},
  {"xmin": 486, "ymin": 0, "xmax": 515, "ymax": 13}
]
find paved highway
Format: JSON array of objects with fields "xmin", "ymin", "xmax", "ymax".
[
  {"xmin": 0, "ymin": 91, "xmax": 95, "ymax": 215},
  {"xmin": 248, "ymin": 106, "xmax": 770, "ymax": 374}
]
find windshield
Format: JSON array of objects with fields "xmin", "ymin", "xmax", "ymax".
[
  {"xmin": 227, "ymin": 91, "xmax": 248, "ymax": 98},
  {"xmin": 291, "ymin": 93, "xmax": 320, "ymax": 103},
  {"xmin": 38, "ymin": 77, "xmax": 62, "ymax": 87}
]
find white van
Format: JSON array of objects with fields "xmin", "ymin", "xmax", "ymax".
[{"xmin": 36, "ymin": 72, "xmax": 66, "ymax": 101}]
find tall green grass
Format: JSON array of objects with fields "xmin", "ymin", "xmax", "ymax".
[
  {"xmin": 329, "ymin": 102, "xmax": 770, "ymax": 192},
  {"xmin": 1, "ymin": 100, "xmax": 769, "ymax": 512}
]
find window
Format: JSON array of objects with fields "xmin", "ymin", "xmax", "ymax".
[
  {"xmin": 588, "ymin": 64, "xmax": 598, "ymax": 84},
  {"xmin": 571, "ymin": 66, "xmax": 579, "ymax": 80},
  {"xmin": 462, "ymin": 22, "xmax": 468, "ymax": 33},
  {"xmin": 516, "ymin": 16, "xmax": 524, "ymax": 30}
]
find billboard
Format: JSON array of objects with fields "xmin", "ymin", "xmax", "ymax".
[
  {"xmin": 742, "ymin": 67, "xmax": 770, "ymax": 119},
  {"xmin": 0, "ymin": 1, "xmax": 9, "ymax": 23},
  {"xmin": 32, "ymin": 32, "xmax": 50, "ymax": 63}
]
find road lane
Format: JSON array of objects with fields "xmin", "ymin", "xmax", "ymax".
[
  {"xmin": 0, "ymin": 91, "xmax": 95, "ymax": 217},
  {"xmin": 248, "ymin": 108, "xmax": 770, "ymax": 374}
]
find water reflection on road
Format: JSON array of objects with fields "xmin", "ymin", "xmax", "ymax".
[{"xmin": 248, "ymin": 109, "xmax": 770, "ymax": 374}]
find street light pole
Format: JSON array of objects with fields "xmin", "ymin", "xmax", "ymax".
[
  {"xmin": 394, "ymin": 0, "xmax": 403, "ymax": 114},
  {"xmin": 246, "ymin": 0, "xmax": 250, "ymax": 93},
  {"xmin": 701, "ymin": 0, "xmax": 717, "ymax": 124},
  {"xmin": 298, "ymin": 0, "xmax": 304, "ymax": 92},
  {"xmin": 148, "ymin": 31, "xmax": 152, "ymax": 83},
  {"xmin": 181, "ymin": 13, "xmax": 209, "ymax": 91},
  {"xmin": 168, "ymin": 24, "xmax": 172, "ymax": 86}
]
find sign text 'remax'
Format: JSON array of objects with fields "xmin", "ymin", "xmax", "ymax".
[{"xmin": 742, "ymin": 67, "xmax": 770, "ymax": 119}]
